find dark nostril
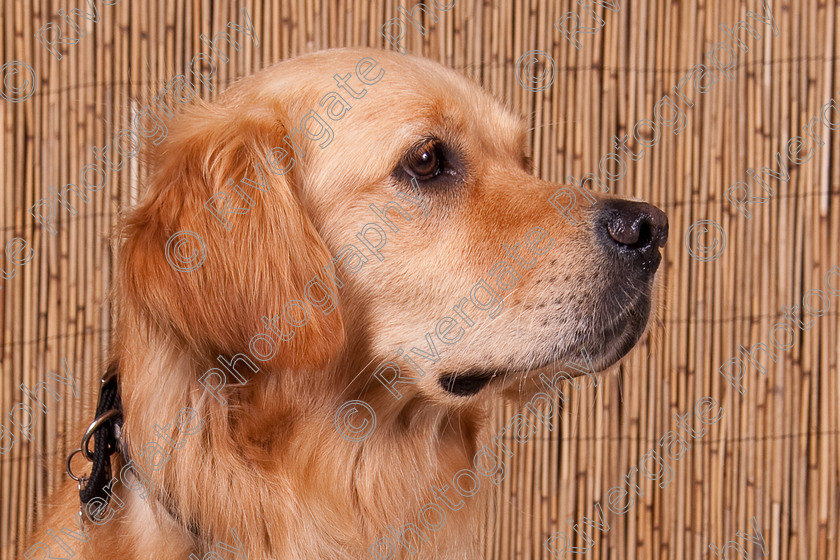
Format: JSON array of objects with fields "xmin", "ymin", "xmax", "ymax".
[
  {"xmin": 607, "ymin": 215, "xmax": 665, "ymax": 248},
  {"xmin": 598, "ymin": 200, "xmax": 669, "ymax": 268},
  {"xmin": 607, "ymin": 214, "xmax": 644, "ymax": 246}
]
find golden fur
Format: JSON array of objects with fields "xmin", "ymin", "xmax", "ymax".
[{"xmin": 23, "ymin": 47, "xmax": 665, "ymax": 559}]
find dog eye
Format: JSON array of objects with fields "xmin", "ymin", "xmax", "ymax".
[{"xmin": 403, "ymin": 141, "xmax": 442, "ymax": 180}]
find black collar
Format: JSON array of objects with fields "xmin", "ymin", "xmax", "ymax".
[
  {"xmin": 67, "ymin": 364, "xmax": 203, "ymax": 540},
  {"xmin": 66, "ymin": 363, "xmax": 122, "ymax": 506}
]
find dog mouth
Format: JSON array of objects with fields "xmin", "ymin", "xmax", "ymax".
[
  {"xmin": 438, "ymin": 293, "xmax": 652, "ymax": 397},
  {"xmin": 586, "ymin": 293, "xmax": 651, "ymax": 371},
  {"xmin": 438, "ymin": 369, "xmax": 505, "ymax": 396}
]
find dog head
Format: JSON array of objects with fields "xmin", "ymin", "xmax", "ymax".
[{"xmin": 119, "ymin": 47, "xmax": 667, "ymax": 409}]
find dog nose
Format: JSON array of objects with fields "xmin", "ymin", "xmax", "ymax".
[{"xmin": 597, "ymin": 200, "xmax": 668, "ymax": 272}]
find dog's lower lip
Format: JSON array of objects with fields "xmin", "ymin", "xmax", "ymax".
[
  {"xmin": 439, "ymin": 370, "xmax": 503, "ymax": 396},
  {"xmin": 592, "ymin": 296, "xmax": 650, "ymax": 369}
]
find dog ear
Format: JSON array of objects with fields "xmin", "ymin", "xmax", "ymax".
[{"xmin": 117, "ymin": 99, "xmax": 345, "ymax": 370}]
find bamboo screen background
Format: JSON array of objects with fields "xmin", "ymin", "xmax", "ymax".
[{"xmin": 1, "ymin": 0, "xmax": 839, "ymax": 558}]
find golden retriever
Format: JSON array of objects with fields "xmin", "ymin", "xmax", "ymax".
[{"xmin": 22, "ymin": 47, "xmax": 667, "ymax": 559}]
